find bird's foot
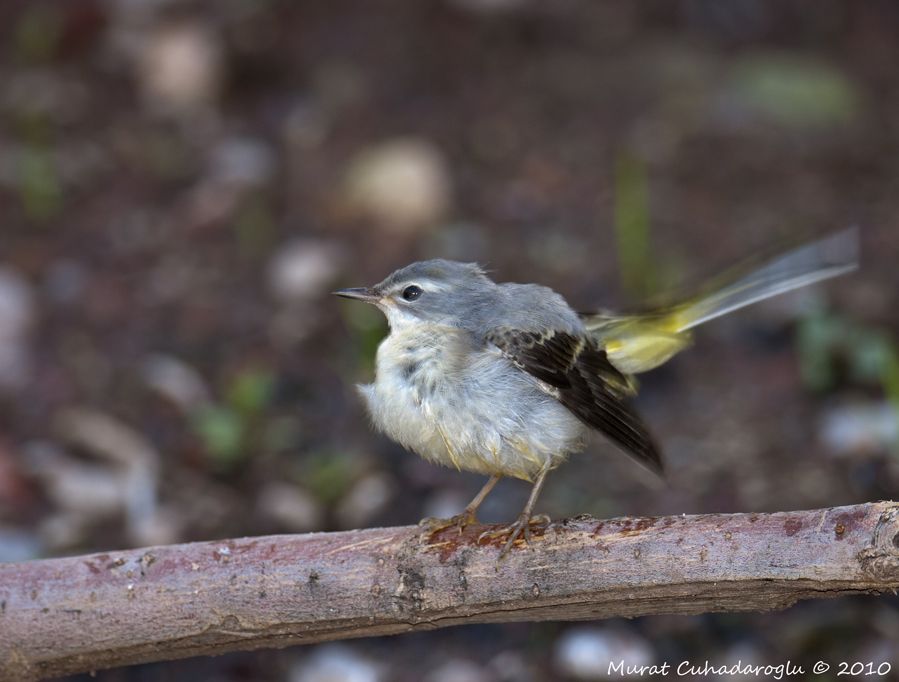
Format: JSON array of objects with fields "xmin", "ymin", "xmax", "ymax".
[
  {"xmin": 478, "ymin": 513, "xmax": 551, "ymax": 557},
  {"xmin": 418, "ymin": 510, "xmax": 479, "ymax": 538}
]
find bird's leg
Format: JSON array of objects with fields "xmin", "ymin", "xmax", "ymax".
[
  {"xmin": 478, "ymin": 463, "xmax": 552, "ymax": 557},
  {"xmin": 457, "ymin": 474, "xmax": 502, "ymax": 526},
  {"xmin": 420, "ymin": 474, "xmax": 502, "ymax": 535}
]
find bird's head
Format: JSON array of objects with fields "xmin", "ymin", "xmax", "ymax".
[{"xmin": 333, "ymin": 259, "xmax": 495, "ymax": 329}]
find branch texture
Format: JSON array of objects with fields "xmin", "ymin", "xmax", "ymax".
[{"xmin": 2, "ymin": 502, "xmax": 899, "ymax": 679}]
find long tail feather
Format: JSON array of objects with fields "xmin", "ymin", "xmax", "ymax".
[
  {"xmin": 583, "ymin": 227, "xmax": 859, "ymax": 374},
  {"xmin": 671, "ymin": 226, "xmax": 859, "ymax": 332}
]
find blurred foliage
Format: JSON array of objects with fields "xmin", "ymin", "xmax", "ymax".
[
  {"xmin": 13, "ymin": 4, "xmax": 63, "ymax": 63},
  {"xmin": 226, "ymin": 368, "xmax": 275, "ymax": 416},
  {"xmin": 300, "ymin": 450, "xmax": 356, "ymax": 505},
  {"xmin": 262, "ymin": 415, "xmax": 304, "ymax": 455},
  {"xmin": 233, "ymin": 192, "xmax": 277, "ymax": 259},
  {"xmin": 19, "ymin": 145, "xmax": 63, "ymax": 222},
  {"xmin": 885, "ymin": 352, "xmax": 899, "ymax": 416},
  {"xmin": 192, "ymin": 405, "xmax": 244, "ymax": 468},
  {"xmin": 731, "ymin": 54, "xmax": 862, "ymax": 128},
  {"xmin": 192, "ymin": 368, "xmax": 275, "ymax": 470},
  {"xmin": 613, "ymin": 153, "xmax": 657, "ymax": 299},
  {"xmin": 339, "ymin": 299, "xmax": 388, "ymax": 377},
  {"xmin": 798, "ymin": 308, "xmax": 899, "ymax": 417},
  {"xmin": 14, "ymin": 107, "xmax": 63, "ymax": 223}
]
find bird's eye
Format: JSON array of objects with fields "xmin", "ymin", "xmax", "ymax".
[{"xmin": 402, "ymin": 285, "xmax": 423, "ymax": 301}]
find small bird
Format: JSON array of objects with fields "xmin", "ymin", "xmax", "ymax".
[{"xmin": 334, "ymin": 229, "xmax": 857, "ymax": 555}]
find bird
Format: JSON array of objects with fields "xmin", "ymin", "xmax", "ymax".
[{"xmin": 334, "ymin": 229, "xmax": 858, "ymax": 555}]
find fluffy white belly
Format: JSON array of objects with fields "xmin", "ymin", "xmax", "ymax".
[{"xmin": 358, "ymin": 326, "xmax": 587, "ymax": 481}]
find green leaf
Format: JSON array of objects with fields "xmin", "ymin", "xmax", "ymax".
[
  {"xmin": 796, "ymin": 310, "xmax": 842, "ymax": 390},
  {"xmin": 880, "ymin": 347, "xmax": 899, "ymax": 433},
  {"xmin": 614, "ymin": 153, "xmax": 656, "ymax": 298},
  {"xmin": 19, "ymin": 146, "xmax": 62, "ymax": 222},
  {"xmin": 193, "ymin": 405, "xmax": 245, "ymax": 469},
  {"xmin": 301, "ymin": 451, "xmax": 355, "ymax": 505},
  {"xmin": 227, "ymin": 369, "xmax": 275, "ymax": 415},
  {"xmin": 848, "ymin": 330, "xmax": 894, "ymax": 384},
  {"xmin": 732, "ymin": 54, "xmax": 861, "ymax": 128},
  {"xmin": 339, "ymin": 302, "xmax": 387, "ymax": 375}
]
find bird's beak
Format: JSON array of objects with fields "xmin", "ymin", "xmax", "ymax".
[{"xmin": 332, "ymin": 287, "xmax": 380, "ymax": 303}]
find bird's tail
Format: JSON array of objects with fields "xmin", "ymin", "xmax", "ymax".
[{"xmin": 582, "ymin": 227, "xmax": 859, "ymax": 374}]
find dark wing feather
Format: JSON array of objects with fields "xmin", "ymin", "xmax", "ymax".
[{"xmin": 486, "ymin": 327, "xmax": 663, "ymax": 474}]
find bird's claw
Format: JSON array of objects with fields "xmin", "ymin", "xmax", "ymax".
[
  {"xmin": 418, "ymin": 511, "xmax": 478, "ymax": 537},
  {"xmin": 478, "ymin": 513, "xmax": 551, "ymax": 557}
]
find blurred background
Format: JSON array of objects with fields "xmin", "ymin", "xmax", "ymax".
[{"xmin": 1, "ymin": 0, "xmax": 898, "ymax": 679}]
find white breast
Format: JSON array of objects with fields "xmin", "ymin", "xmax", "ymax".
[{"xmin": 359, "ymin": 325, "xmax": 588, "ymax": 481}]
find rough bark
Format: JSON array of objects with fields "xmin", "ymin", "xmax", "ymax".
[{"xmin": 2, "ymin": 502, "xmax": 898, "ymax": 680}]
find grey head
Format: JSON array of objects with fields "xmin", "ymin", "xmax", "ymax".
[{"xmin": 333, "ymin": 259, "xmax": 497, "ymax": 330}]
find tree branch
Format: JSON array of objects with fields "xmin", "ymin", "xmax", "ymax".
[{"xmin": 2, "ymin": 502, "xmax": 898, "ymax": 679}]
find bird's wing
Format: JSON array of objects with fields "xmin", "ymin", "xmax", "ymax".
[{"xmin": 485, "ymin": 326, "xmax": 663, "ymax": 475}]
